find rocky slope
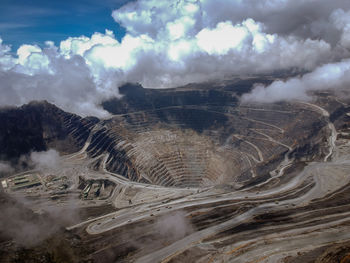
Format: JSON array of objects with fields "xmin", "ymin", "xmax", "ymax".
[
  {"xmin": 0, "ymin": 101, "xmax": 98, "ymax": 164},
  {"xmin": 1, "ymin": 82, "xmax": 350, "ymax": 263}
]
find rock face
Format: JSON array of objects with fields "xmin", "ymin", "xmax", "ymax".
[
  {"xmin": 86, "ymin": 83, "xmax": 329, "ymax": 188},
  {"xmin": 0, "ymin": 83, "xmax": 331, "ymax": 189},
  {"xmin": 0, "ymin": 101, "xmax": 98, "ymax": 162},
  {"xmin": 2, "ymin": 82, "xmax": 350, "ymax": 263}
]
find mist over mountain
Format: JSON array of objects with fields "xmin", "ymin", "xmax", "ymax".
[{"xmin": 2, "ymin": 1, "xmax": 350, "ymax": 263}]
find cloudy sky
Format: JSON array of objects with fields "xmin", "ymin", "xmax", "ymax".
[{"xmin": 1, "ymin": 0, "xmax": 350, "ymax": 117}]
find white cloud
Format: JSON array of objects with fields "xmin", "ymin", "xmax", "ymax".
[
  {"xmin": 0, "ymin": 161, "xmax": 13, "ymax": 174},
  {"xmin": 196, "ymin": 21, "xmax": 249, "ymax": 55},
  {"xmin": 1, "ymin": 0, "xmax": 350, "ymax": 115},
  {"xmin": 15, "ymin": 44, "xmax": 51, "ymax": 75},
  {"xmin": 0, "ymin": 39, "xmax": 16, "ymax": 70},
  {"xmin": 242, "ymin": 79, "xmax": 310, "ymax": 103},
  {"xmin": 17, "ymin": 44, "xmax": 42, "ymax": 63},
  {"xmin": 331, "ymin": 9, "xmax": 350, "ymax": 48},
  {"xmin": 59, "ymin": 29, "xmax": 118, "ymax": 58},
  {"xmin": 0, "ymin": 39, "xmax": 111, "ymax": 117},
  {"xmin": 242, "ymin": 58, "xmax": 350, "ymax": 103},
  {"xmin": 85, "ymin": 34, "xmax": 154, "ymax": 71},
  {"xmin": 168, "ymin": 39, "xmax": 194, "ymax": 62},
  {"xmin": 30, "ymin": 149, "xmax": 61, "ymax": 170}
]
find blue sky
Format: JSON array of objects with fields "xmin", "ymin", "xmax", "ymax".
[{"xmin": 0, "ymin": 0, "xmax": 132, "ymax": 50}]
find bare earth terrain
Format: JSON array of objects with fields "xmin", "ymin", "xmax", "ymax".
[{"xmin": 2, "ymin": 83, "xmax": 350, "ymax": 263}]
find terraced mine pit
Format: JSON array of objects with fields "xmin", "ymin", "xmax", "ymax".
[{"xmin": 1, "ymin": 82, "xmax": 350, "ymax": 263}]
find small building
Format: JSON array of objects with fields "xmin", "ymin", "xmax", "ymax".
[
  {"xmin": 1, "ymin": 180, "xmax": 8, "ymax": 189},
  {"xmin": 7, "ymin": 173, "xmax": 42, "ymax": 191}
]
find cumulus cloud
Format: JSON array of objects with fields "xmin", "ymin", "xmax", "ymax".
[
  {"xmin": 0, "ymin": 40, "xmax": 112, "ymax": 117},
  {"xmin": 1, "ymin": 0, "xmax": 350, "ymax": 115},
  {"xmin": 331, "ymin": 9, "xmax": 350, "ymax": 49},
  {"xmin": 242, "ymin": 58, "xmax": 350, "ymax": 103},
  {"xmin": 108, "ymin": 0, "xmax": 335, "ymax": 87}
]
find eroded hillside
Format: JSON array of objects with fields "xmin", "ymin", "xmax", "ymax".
[{"xmin": 1, "ymin": 82, "xmax": 350, "ymax": 263}]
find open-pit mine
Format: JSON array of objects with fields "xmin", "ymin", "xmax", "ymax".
[{"xmin": 2, "ymin": 79, "xmax": 350, "ymax": 263}]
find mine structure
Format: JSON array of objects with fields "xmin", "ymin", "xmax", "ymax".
[{"xmin": 1, "ymin": 83, "xmax": 350, "ymax": 262}]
